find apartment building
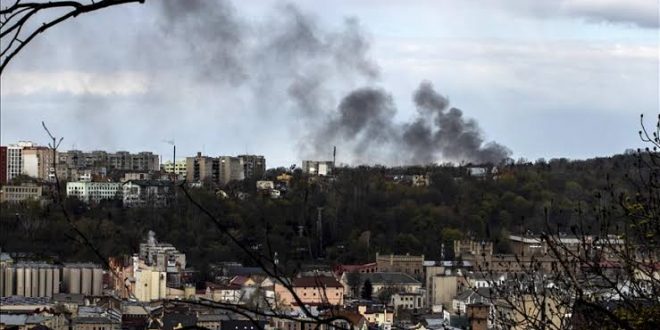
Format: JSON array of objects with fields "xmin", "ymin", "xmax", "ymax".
[
  {"xmin": 0, "ymin": 146, "xmax": 7, "ymax": 185},
  {"xmin": 22, "ymin": 146, "xmax": 56, "ymax": 180},
  {"xmin": 122, "ymin": 180, "xmax": 173, "ymax": 207},
  {"xmin": 0, "ymin": 184, "xmax": 42, "ymax": 203},
  {"xmin": 218, "ymin": 156, "xmax": 244, "ymax": 185},
  {"xmin": 6, "ymin": 141, "xmax": 36, "ymax": 182},
  {"xmin": 237, "ymin": 155, "xmax": 265, "ymax": 179},
  {"xmin": 186, "ymin": 153, "xmax": 216, "ymax": 183},
  {"xmin": 57, "ymin": 150, "xmax": 159, "ymax": 171},
  {"xmin": 66, "ymin": 182, "xmax": 122, "ymax": 203},
  {"xmin": 161, "ymin": 160, "xmax": 187, "ymax": 178}
]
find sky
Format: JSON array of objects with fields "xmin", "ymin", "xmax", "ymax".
[{"xmin": 1, "ymin": 0, "xmax": 658, "ymax": 167}]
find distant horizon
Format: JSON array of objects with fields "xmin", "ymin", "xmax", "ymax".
[
  {"xmin": 1, "ymin": 136, "xmax": 646, "ymax": 169},
  {"xmin": 1, "ymin": 0, "xmax": 657, "ymax": 168}
]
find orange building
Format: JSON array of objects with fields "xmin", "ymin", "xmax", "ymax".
[{"xmin": 274, "ymin": 276, "xmax": 344, "ymax": 307}]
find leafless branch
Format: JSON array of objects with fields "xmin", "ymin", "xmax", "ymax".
[{"xmin": 0, "ymin": 0, "xmax": 145, "ymax": 74}]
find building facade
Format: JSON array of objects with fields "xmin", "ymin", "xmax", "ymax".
[
  {"xmin": 376, "ymin": 253, "xmax": 425, "ymax": 280},
  {"xmin": 186, "ymin": 153, "xmax": 216, "ymax": 183},
  {"xmin": 6, "ymin": 142, "xmax": 36, "ymax": 182},
  {"xmin": 237, "ymin": 155, "xmax": 265, "ymax": 179},
  {"xmin": 0, "ymin": 146, "xmax": 7, "ymax": 185},
  {"xmin": 218, "ymin": 156, "xmax": 244, "ymax": 185},
  {"xmin": 57, "ymin": 150, "xmax": 159, "ymax": 171},
  {"xmin": 22, "ymin": 146, "xmax": 56, "ymax": 180},
  {"xmin": 122, "ymin": 180, "xmax": 173, "ymax": 207},
  {"xmin": 302, "ymin": 160, "xmax": 334, "ymax": 176},
  {"xmin": 66, "ymin": 182, "xmax": 122, "ymax": 203},
  {"xmin": 161, "ymin": 160, "xmax": 187, "ymax": 178},
  {"xmin": 274, "ymin": 276, "xmax": 344, "ymax": 307},
  {"xmin": 0, "ymin": 184, "xmax": 42, "ymax": 204}
]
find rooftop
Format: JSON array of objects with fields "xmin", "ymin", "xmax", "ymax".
[
  {"xmin": 293, "ymin": 276, "xmax": 343, "ymax": 288},
  {"xmin": 359, "ymin": 272, "xmax": 421, "ymax": 285}
]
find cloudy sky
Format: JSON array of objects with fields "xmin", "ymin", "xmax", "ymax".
[{"xmin": 1, "ymin": 0, "xmax": 658, "ymax": 167}]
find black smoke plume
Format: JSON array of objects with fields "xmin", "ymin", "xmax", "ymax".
[
  {"xmin": 317, "ymin": 81, "xmax": 511, "ymax": 165},
  {"xmin": 151, "ymin": 1, "xmax": 508, "ymax": 165}
]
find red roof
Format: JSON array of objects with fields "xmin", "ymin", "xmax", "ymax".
[
  {"xmin": 293, "ymin": 276, "xmax": 343, "ymax": 288},
  {"xmin": 229, "ymin": 275, "xmax": 250, "ymax": 286},
  {"xmin": 333, "ymin": 263, "xmax": 377, "ymax": 275}
]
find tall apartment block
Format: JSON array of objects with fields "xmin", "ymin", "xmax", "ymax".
[
  {"xmin": 6, "ymin": 141, "xmax": 36, "ymax": 182},
  {"xmin": 57, "ymin": 150, "xmax": 159, "ymax": 171},
  {"xmin": 0, "ymin": 146, "xmax": 7, "ymax": 185},
  {"xmin": 237, "ymin": 155, "xmax": 266, "ymax": 179}
]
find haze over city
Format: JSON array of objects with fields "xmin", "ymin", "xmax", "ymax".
[{"xmin": 1, "ymin": 0, "xmax": 657, "ymax": 166}]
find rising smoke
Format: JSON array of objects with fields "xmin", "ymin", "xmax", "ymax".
[
  {"xmin": 151, "ymin": 0, "xmax": 509, "ymax": 165},
  {"xmin": 317, "ymin": 82, "xmax": 511, "ymax": 165}
]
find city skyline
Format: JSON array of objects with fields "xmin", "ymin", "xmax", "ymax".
[{"xmin": 1, "ymin": 0, "xmax": 657, "ymax": 167}]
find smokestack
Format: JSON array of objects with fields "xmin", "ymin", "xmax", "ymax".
[{"xmin": 333, "ymin": 146, "xmax": 336, "ymax": 168}]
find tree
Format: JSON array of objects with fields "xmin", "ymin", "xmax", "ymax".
[
  {"xmin": 475, "ymin": 114, "xmax": 660, "ymax": 330},
  {"xmin": 0, "ymin": 0, "xmax": 146, "ymax": 74},
  {"xmin": 346, "ymin": 271, "xmax": 361, "ymax": 298},
  {"xmin": 361, "ymin": 279, "xmax": 373, "ymax": 300}
]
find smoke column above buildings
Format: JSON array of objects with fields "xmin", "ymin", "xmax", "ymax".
[{"xmin": 150, "ymin": 0, "xmax": 511, "ymax": 165}]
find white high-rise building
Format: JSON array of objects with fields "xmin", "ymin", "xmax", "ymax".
[{"xmin": 6, "ymin": 141, "xmax": 35, "ymax": 181}]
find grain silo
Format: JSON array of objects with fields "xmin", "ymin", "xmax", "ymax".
[
  {"xmin": 81, "ymin": 267, "xmax": 92, "ymax": 295},
  {"xmin": 30, "ymin": 266, "xmax": 38, "ymax": 297},
  {"xmin": 24, "ymin": 267, "xmax": 32, "ymax": 297},
  {"xmin": 16, "ymin": 267, "xmax": 24, "ymax": 296},
  {"xmin": 3, "ymin": 267, "xmax": 14, "ymax": 296},
  {"xmin": 53, "ymin": 267, "xmax": 60, "ymax": 294},
  {"xmin": 38, "ymin": 268, "xmax": 46, "ymax": 297},
  {"xmin": 68, "ymin": 267, "xmax": 81, "ymax": 294},
  {"xmin": 92, "ymin": 268, "xmax": 103, "ymax": 296},
  {"xmin": 62, "ymin": 267, "xmax": 70, "ymax": 292},
  {"xmin": 0, "ymin": 265, "xmax": 4, "ymax": 295},
  {"xmin": 45, "ymin": 267, "xmax": 53, "ymax": 297}
]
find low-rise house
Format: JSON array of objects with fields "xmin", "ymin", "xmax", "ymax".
[
  {"xmin": 452, "ymin": 288, "xmax": 494, "ymax": 315},
  {"xmin": 195, "ymin": 313, "xmax": 229, "ymax": 330},
  {"xmin": 467, "ymin": 272, "xmax": 506, "ymax": 289},
  {"xmin": 0, "ymin": 311, "xmax": 70, "ymax": 330},
  {"xmin": 72, "ymin": 316, "xmax": 119, "ymax": 330},
  {"xmin": 274, "ymin": 276, "xmax": 344, "ymax": 307},
  {"xmin": 0, "ymin": 296, "xmax": 69, "ymax": 330},
  {"xmin": 391, "ymin": 291, "xmax": 425, "ymax": 311},
  {"xmin": 357, "ymin": 304, "xmax": 394, "ymax": 328},
  {"xmin": 204, "ymin": 283, "xmax": 242, "ymax": 304}
]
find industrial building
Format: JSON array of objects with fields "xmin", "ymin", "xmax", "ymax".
[{"xmin": 0, "ymin": 260, "xmax": 103, "ymax": 298}]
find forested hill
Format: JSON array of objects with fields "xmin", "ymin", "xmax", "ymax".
[{"xmin": 0, "ymin": 153, "xmax": 646, "ymax": 273}]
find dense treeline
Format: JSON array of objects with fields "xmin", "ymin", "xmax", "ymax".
[{"xmin": 0, "ymin": 153, "xmax": 641, "ymax": 274}]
